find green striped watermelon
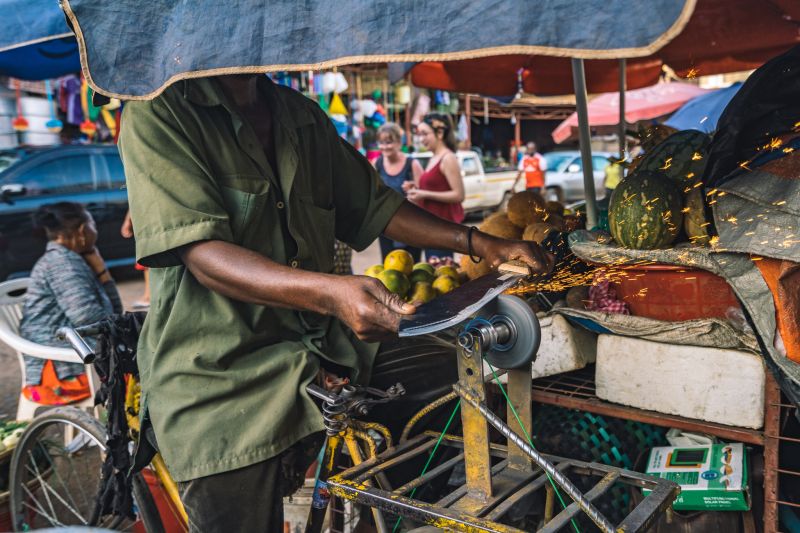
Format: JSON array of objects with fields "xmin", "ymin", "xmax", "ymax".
[
  {"xmin": 609, "ymin": 171, "xmax": 684, "ymax": 249},
  {"xmin": 635, "ymin": 130, "xmax": 710, "ymax": 186}
]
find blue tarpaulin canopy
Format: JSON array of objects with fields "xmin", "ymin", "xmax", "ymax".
[
  {"xmin": 0, "ymin": 0, "xmax": 80, "ymax": 80},
  {"xmin": 59, "ymin": 0, "xmax": 695, "ymax": 100},
  {"xmin": 664, "ymin": 82, "xmax": 743, "ymax": 133}
]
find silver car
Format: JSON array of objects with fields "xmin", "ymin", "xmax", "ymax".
[{"xmin": 543, "ymin": 150, "xmax": 613, "ymax": 203}]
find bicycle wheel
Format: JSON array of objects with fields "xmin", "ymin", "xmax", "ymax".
[{"xmin": 8, "ymin": 406, "xmax": 165, "ymax": 532}]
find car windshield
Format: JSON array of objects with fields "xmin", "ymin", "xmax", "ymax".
[
  {"xmin": 543, "ymin": 152, "xmax": 574, "ymax": 172},
  {"xmin": 0, "ymin": 151, "xmax": 23, "ymax": 175}
]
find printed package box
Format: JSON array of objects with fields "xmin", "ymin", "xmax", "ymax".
[{"xmin": 643, "ymin": 443, "xmax": 750, "ymax": 511}]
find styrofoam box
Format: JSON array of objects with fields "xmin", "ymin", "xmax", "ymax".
[
  {"xmin": 483, "ymin": 314, "xmax": 597, "ymax": 382},
  {"xmin": 595, "ymin": 334, "xmax": 765, "ymax": 429}
]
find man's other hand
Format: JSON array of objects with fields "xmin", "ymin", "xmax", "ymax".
[
  {"xmin": 476, "ymin": 233, "xmax": 556, "ymax": 275},
  {"xmin": 326, "ymin": 276, "xmax": 417, "ymax": 342}
]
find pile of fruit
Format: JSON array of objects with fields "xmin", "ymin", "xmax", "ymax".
[
  {"xmin": 609, "ymin": 130, "xmax": 713, "ymax": 250},
  {"xmin": 366, "ymin": 249, "xmax": 464, "ymax": 304},
  {"xmin": 460, "ymin": 191, "xmax": 583, "ymax": 280}
]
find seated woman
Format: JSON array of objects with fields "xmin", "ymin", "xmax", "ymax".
[{"xmin": 20, "ymin": 202, "xmax": 123, "ymax": 405}]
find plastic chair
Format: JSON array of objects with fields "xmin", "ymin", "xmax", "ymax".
[{"xmin": 0, "ymin": 278, "xmax": 97, "ymax": 420}]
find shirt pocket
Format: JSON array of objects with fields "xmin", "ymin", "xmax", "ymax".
[
  {"xmin": 219, "ymin": 179, "xmax": 272, "ymax": 252},
  {"xmin": 295, "ymin": 195, "xmax": 336, "ymax": 273}
]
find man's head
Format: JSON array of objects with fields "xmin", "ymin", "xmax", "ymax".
[{"xmin": 526, "ymin": 142, "xmax": 537, "ymax": 154}]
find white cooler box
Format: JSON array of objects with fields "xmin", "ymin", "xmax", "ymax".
[
  {"xmin": 483, "ymin": 313, "xmax": 597, "ymax": 381},
  {"xmin": 595, "ymin": 334, "xmax": 765, "ymax": 429}
]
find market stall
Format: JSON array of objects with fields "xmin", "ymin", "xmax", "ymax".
[
  {"xmin": 447, "ymin": 45, "xmax": 800, "ymax": 531},
  {"xmin": 16, "ymin": 0, "xmax": 800, "ymax": 531}
]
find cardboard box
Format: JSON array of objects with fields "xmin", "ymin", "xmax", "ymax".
[{"xmin": 644, "ymin": 443, "xmax": 750, "ymax": 511}]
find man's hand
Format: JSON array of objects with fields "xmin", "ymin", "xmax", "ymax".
[
  {"xmin": 120, "ymin": 211, "xmax": 134, "ymax": 238},
  {"xmin": 473, "ymin": 232, "xmax": 555, "ymax": 275},
  {"xmin": 326, "ymin": 276, "xmax": 416, "ymax": 342}
]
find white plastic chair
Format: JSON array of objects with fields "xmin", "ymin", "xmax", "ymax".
[{"xmin": 0, "ymin": 278, "xmax": 98, "ymax": 420}]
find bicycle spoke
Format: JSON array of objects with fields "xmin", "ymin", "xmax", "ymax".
[
  {"xmin": 65, "ymin": 445, "xmax": 92, "ymax": 510},
  {"xmin": 29, "ymin": 452, "xmax": 89, "ymax": 525},
  {"xmin": 37, "ymin": 442, "xmax": 86, "ymax": 518},
  {"xmin": 22, "ymin": 480, "xmax": 65, "ymax": 528},
  {"xmin": 27, "ymin": 450, "xmax": 59, "ymax": 524}
]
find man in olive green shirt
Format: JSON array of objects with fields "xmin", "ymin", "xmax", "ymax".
[{"xmin": 119, "ymin": 74, "xmax": 551, "ymax": 531}]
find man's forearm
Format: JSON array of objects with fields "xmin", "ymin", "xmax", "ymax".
[
  {"xmin": 383, "ymin": 201, "xmax": 498, "ymax": 257},
  {"xmin": 179, "ymin": 240, "xmax": 335, "ymax": 314}
]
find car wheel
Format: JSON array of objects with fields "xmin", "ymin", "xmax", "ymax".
[{"xmin": 545, "ymin": 187, "xmax": 564, "ymax": 203}]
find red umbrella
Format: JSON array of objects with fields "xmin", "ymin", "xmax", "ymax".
[{"xmin": 551, "ymin": 81, "xmax": 709, "ymax": 143}]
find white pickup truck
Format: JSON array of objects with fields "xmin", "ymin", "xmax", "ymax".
[{"xmin": 412, "ymin": 150, "xmax": 520, "ymax": 215}]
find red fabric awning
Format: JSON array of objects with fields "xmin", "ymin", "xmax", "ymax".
[
  {"xmin": 408, "ymin": 0, "xmax": 800, "ymax": 97},
  {"xmin": 551, "ymin": 82, "xmax": 709, "ymax": 143}
]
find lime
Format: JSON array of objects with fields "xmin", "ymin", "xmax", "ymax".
[
  {"xmin": 435, "ymin": 265, "xmax": 459, "ymax": 281},
  {"xmin": 377, "ymin": 269, "xmax": 411, "ymax": 298},
  {"xmin": 432, "ymin": 275, "xmax": 458, "ymax": 295},
  {"xmin": 412, "ymin": 262, "xmax": 435, "ymax": 276},
  {"xmin": 384, "ymin": 249, "xmax": 414, "ymax": 276},
  {"xmin": 409, "ymin": 269, "xmax": 435, "ymax": 285},
  {"xmin": 409, "ymin": 282, "xmax": 436, "ymax": 304},
  {"xmin": 364, "ymin": 264, "xmax": 384, "ymax": 278}
]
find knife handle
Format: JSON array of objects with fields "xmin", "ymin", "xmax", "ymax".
[{"xmin": 498, "ymin": 260, "xmax": 531, "ymax": 276}]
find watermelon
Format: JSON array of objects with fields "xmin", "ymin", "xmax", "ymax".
[
  {"xmin": 683, "ymin": 187, "xmax": 711, "ymax": 245},
  {"xmin": 609, "ymin": 171, "xmax": 684, "ymax": 250},
  {"xmin": 635, "ymin": 130, "xmax": 710, "ymax": 186}
]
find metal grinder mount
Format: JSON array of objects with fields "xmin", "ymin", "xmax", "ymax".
[
  {"xmin": 453, "ymin": 294, "xmax": 630, "ymax": 532},
  {"xmin": 326, "ymin": 266, "xmax": 680, "ymax": 532}
]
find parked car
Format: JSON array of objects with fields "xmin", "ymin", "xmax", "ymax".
[
  {"xmin": 0, "ymin": 144, "xmax": 134, "ymax": 280},
  {"xmin": 412, "ymin": 150, "xmax": 520, "ymax": 215},
  {"xmin": 543, "ymin": 150, "xmax": 613, "ymax": 203}
]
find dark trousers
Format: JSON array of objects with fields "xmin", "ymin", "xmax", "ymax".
[{"xmin": 177, "ymin": 336, "xmax": 458, "ymax": 532}]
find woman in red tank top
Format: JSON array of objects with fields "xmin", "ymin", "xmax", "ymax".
[{"xmin": 404, "ymin": 113, "xmax": 465, "ymax": 260}]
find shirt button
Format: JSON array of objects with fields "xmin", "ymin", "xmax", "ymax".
[
  {"xmin": 276, "ymin": 201, "xmax": 285, "ymax": 209},
  {"xmin": 290, "ymin": 260, "xmax": 299, "ymax": 268}
]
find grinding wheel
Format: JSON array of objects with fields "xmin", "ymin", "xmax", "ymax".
[{"xmin": 477, "ymin": 294, "xmax": 540, "ymax": 369}]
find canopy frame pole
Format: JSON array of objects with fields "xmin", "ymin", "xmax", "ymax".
[
  {"xmin": 618, "ymin": 58, "xmax": 626, "ymax": 160},
  {"xmin": 571, "ymin": 58, "xmax": 598, "ymax": 228},
  {"xmin": 465, "ymin": 94, "xmax": 472, "ymax": 148}
]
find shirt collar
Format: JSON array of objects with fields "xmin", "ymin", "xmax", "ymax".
[
  {"xmin": 181, "ymin": 76, "xmax": 314, "ymax": 130},
  {"xmin": 45, "ymin": 241, "xmax": 67, "ymax": 253}
]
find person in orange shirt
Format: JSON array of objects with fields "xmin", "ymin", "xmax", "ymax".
[{"xmin": 514, "ymin": 142, "xmax": 548, "ymax": 194}]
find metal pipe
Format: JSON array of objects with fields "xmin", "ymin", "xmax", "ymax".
[
  {"xmin": 400, "ymin": 391, "xmax": 458, "ymax": 443},
  {"xmin": 571, "ymin": 58, "xmax": 598, "ymax": 228},
  {"xmin": 56, "ymin": 327, "xmax": 96, "ymax": 363},
  {"xmin": 454, "ymin": 383, "xmax": 616, "ymax": 533},
  {"xmin": 618, "ymin": 58, "xmax": 627, "ymax": 160}
]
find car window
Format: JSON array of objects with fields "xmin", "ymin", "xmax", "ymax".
[
  {"xmin": 593, "ymin": 156, "xmax": 610, "ymax": 171},
  {"xmin": 562, "ymin": 157, "xmax": 581, "ymax": 172},
  {"xmin": 97, "ymin": 152, "xmax": 127, "ymax": 189},
  {"xmin": 0, "ymin": 152, "xmax": 23, "ymax": 173},
  {"xmin": 461, "ymin": 156, "xmax": 480, "ymax": 176},
  {"xmin": 14, "ymin": 155, "xmax": 95, "ymax": 197},
  {"xmin": 544, "ymin": 153, "xmax": 574, "ymax": 172}
]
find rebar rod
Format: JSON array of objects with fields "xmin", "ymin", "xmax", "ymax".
[{"xmin": 454, "ymin": 383, "xmax": 615, "ymax": 533}]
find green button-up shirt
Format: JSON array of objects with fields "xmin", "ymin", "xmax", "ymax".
[{"xmin": 118, "ymin": 77, "xmax": 404, "ymax": 481}]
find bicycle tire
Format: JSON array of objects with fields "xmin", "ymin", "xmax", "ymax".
[{"xmin": 8, "ymin": 406, "xmax": 165, "ymax": 533}]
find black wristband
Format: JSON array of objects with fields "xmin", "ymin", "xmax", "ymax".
[
  {"xmin": 95, "ymin": 268, "xmax": 109, "ymax": 279},
  {"xmin": 467, "ymin": 226, "xmax": 482, "ymax": 264}
]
